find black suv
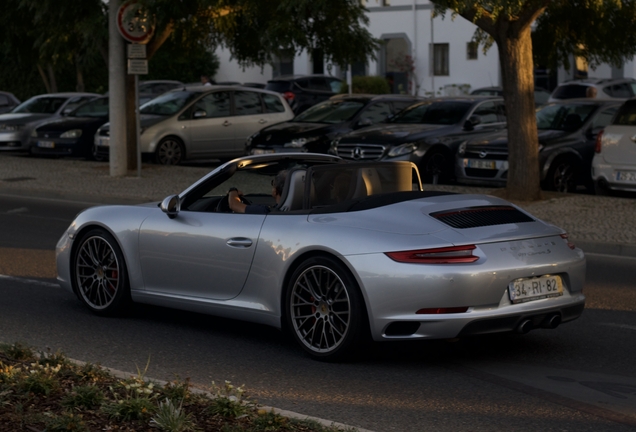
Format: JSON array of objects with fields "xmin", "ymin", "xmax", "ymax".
[
  {"xmin": 265, "ymin": 75, "xmax": 344, "ymax": 114},
  {"xmin": 247, "ymin": 94, "xmax": 420, "ymax": 155}
]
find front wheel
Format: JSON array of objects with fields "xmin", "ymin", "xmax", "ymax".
[
  {"xmin": 544, "ymin": 157, "xmax": 579, "ymax": 193},
  {"xmin": 285, "ymin": 256, "xmax": 368, "ymax": 362},
  {"xmin": 419, "ymin": 149, "xmax": 451, "ymax": 184},
  {"xmin": 72, "ymin": 228, "xmax": 131, "ymax": 316},
  {"xmin": 155, "ymin": 137, "xmax": 184, "ymax": 165}
]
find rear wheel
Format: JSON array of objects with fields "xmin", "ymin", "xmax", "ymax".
[
  {"xmin": 72, "ymin": 228, "xmax": 131, "ymax": 316},
  {"xmin": 155, "ymin": 137, "xmax": 184, "ymax": 165},
  {"xmin": 285, "ymin": 256, "xmax": 368, "ymax": 362},
  {"xmin": 544, "ymin": 157, "xmax": 579, "ymax": 193}
]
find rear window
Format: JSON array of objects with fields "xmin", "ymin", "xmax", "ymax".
[
  {"xmin": 265, "ymin": 82, "xmax": 292, "ymax": 93},
  {"xmin": 551, "ymin": 84, "xmax": 589, "ymax": 100},
  {"xmin": 612, "ymin": 100, "xmax": 636, "ymax": 126}
]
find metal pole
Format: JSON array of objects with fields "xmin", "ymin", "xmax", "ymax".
[
  {"xmin": 431, "ymin": 11, "xmax": 435, "ymax": 96},
  {"xmin": 347, "ymin": 64, "xmax": 352, "ymax": 95},
  {"xmin": 109, "ymin": 0, "xmax": 127, "ymax": 176},
  {"xmin": 135, "ymin": 74, "xmax": 141, "ymax": 177}
]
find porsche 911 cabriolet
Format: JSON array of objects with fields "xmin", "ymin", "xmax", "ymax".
[{"xmin": 56, "ymin": 153, "xmax": 586, "ymax": 361}]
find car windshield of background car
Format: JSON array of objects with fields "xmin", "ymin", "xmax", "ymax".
[
  {"xmin": 551, "ymin": 84, "xmax": 589, "ymax": 99},
  {"xmin": 536, "ymin": 103, "xmax": 596, "ymax": 131},
  {"xmin": 388, "ymin": 101, "xmax": 471, "ymax": 125},
  {"xmin": 12, "ymin": 97, "xmax": 67, "ymax": 114},
  {"xmin": 70, "ymin": 98, "xmax": 109, "ymax": 118},
  {"xmin": 140, "ymin": 91, "xmax": 199, "ymax": 116},
  {"xmin": 292, "ymin": 100, "xmax": 365, "ymax": 124}
]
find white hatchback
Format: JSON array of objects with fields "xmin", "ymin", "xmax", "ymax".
[{"xmin": 591, "ymin": 98, "xmax": 636, "ymax": 194}]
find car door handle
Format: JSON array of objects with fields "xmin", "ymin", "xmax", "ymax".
[
  {"xmin": 226, "ymin": 238, "xmax": 253, "ymax": 248},
  {"xmin": 223, "ymin": 120, "xmax": 232, "ymax": 127},
  {"xmin": 258, "ymin": 119, "xmax": 268, "ymax": 124}
]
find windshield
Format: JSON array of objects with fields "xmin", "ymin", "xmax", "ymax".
[
  {"xmin": 293, "ymin": 100, "xmax": 365, "ymax": 124},
  {"xmin": 140, "ymin": 91, "xmax": 199, "ymax": 116},
  {"xmin": 70, "ymin": 98, "xmax": 109, "ymax": 118},
  {"xmin": 12, "ymin": 97, "xmax": 68, "ymax": 114},
  {"xmin": 536, "ymin": 103, "xmax": 597, "ymax": 131},
  {"xmin": 389, "ymin": 101, "xmax": 471, "ymax": 125}
]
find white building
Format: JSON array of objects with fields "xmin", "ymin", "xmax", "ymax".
[{"xmin": 213, "ymin": 0, "xmax": 636, "ymax": 94}]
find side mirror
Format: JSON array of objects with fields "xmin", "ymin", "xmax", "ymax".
[
  {"xmin": 193, "ymin": 110, "xmax": 207, "ymax": 119},
  {"xmin": 463, "ymin": 115, "xmax": 481, "ymax": 131},
  {"xmin": 160, "ymin": 195, "xmax": 180, "ymax": 219}
]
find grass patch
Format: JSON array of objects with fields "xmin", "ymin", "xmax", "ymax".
[{"xmin": 0, "ymin": 343, "xmax": 356, "ymax": 432}]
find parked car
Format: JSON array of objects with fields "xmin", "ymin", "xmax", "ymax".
[
  {"xmin": 548, "ymin": 78, "xmax": 636, "ymax": 103},
  {"xmin": 265, "ymin": 74, "xmax": 344, "ymax": 114},
  {"xmin": 456, "ymin": 99, "xmax": 621, "ymax": 193},
  {"xmin": 330, "ymin": 96, "xmax": 507, "ymax": 183},
  {"xmin": 0, "ymin": 91, "xmax": 20, "ymax": 114},
  {"xmin": 470, "ymin": 86, "xmax": 551, "ymax": 107},
  {"xmin": 94, "ymin": 85, "xmax": 294, "ymax": 165},
  {"xmin": 56, "ymin": 153, "xmax": 586, "ymax": 361},
  {"xmin": 0, "ymin": 92, "xmax": 99, "ymax": 153},
  {"xmin": 246, "ymin": 94, "xmax": 421, "ymax": 155},
  {"xmin": 592, "ymin": 97, "xmax": 636, "ymax": 195},
  {"xmin": 28, "ymin": 96, "xmax": 109, "ymax": 159}
]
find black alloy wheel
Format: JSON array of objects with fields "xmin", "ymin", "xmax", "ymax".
[
  {"xmin": 72, "ymin": 228, "xmax": 131, "ymax": 315},
  {"xmin": 285, "ymin": 256, "xmax": 368, "ymax": 362},
  {"xmin": 155, "ymin": 137, "xmax": 185, "ymax": 165},
  {"xmin": 419, "ymin": 149, "xmax": 450, "ymax": 184},
  {"xmin": 545, "ymin": 157, "xmax": 579, "ymax": 193}
]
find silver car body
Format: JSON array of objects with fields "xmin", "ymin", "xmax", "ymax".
[
  {"xmin": 94, "ymin": 85, "xmax": 294, "ymax": 163},
  {"xmin": 56, "ymin": 154, "xmax": 585, "ymax": 358},
  {"xmin": 0, "ymin": 92, "xmax": 99, "ymax": 152}
]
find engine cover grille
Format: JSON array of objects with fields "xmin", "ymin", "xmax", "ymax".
[{"xmin": 431, "ymin": 205, "xmax": 534, "ymax": 229}]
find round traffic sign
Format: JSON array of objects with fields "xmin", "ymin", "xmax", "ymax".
[{"xmin": 117, "ymin": 1, "xmax": 155, "ymax": 44}]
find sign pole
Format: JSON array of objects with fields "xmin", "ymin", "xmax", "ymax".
[{"xmin": 135, "ymin": 74, "xmax": 141, "ymax": 177}]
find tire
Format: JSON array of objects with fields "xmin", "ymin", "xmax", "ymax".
[
  {"xmin": 72, "ymin": 228, "xmax": 131, "ymax": 316},
  {"xmin": 285, "ymin": 256, "xmax": 368, "ymax": 362},
  {"xmin": 155, "ymin": 137, "xmax": 185, "ymax": 165},
  {"xmin": 544, "ymin": 157, "xmax": 579, "ymax": 193},
  {"xmin": 419, "ymin": 149, "xmax": 451, "ymax": 184}
]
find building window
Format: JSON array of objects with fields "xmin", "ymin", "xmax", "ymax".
[
  {"xmin": 312, "ymin": 49, "xmax": 324, "ymax": 74},
  {"xmin": 467, "ymin": 42, "xmax": 478, "ymax": 60},
  {"xmin": 272, "ymin": 51, "xmax": 294, "ymax": 77},
  {"xmin": 432, "ymin": 43, "xmax": 449, "ymax": 76}
]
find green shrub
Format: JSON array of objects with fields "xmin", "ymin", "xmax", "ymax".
[{"xmin": 339, "ymin": 76, "xmax": 391, "ymax": 95}]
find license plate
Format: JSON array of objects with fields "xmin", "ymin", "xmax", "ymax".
[
  {"xmin": 616, "ymin": 171, "xmax": 636, "ymax": 182},
  {"xmin": 464, "ymin": 159, "xmax": 496, "ymax": 169},
  {"xmin": 95, "ymin": 137, "xmax": 109, "ymax": 147},
  {"xmin": 508, "ymin": 275, "xmax": 563, "ymax": 304},
  {"xmin": 37, "ymin": 141, "xmax": 55, "ymax": 148}
]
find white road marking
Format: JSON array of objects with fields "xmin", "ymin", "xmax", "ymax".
[
  {"xmin": 0, "ymin": 274, "xmax": 59, "ymax": 288},
  {"xmin": 601, "ymin": 323, "xmax": 636, "ymax": 331}
]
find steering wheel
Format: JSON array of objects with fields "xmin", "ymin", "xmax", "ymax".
[{"xmin": 215, "ymin": 193, "xmax": 251, "ymax": 213}]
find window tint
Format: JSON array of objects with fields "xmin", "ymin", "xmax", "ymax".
[
  {"xmin": 552, "ymin": 84, "xmax": 588, "ymax": 99},
  {"xmin": 0, "ymin": 95, "xmax": 8, "ymax": 106},
  {"xmin": 390, "ymin": 101, "xmax": 471, "ymax": 125},
  {"xmin": 141, "ymin": 91, "xmax": 199, "ymax": 116},
  {"xmin": 13, "ymin": 97, "xmax": 68, "ymax": 114},
  {"xmin": 326, "ymin": 78, "xmax": 342, "ymax": 93},
  {"xmin": 265, "ymin": 81, "xmax": 292, "ymax": 93},
  {"xmin": 72, "ymin": 98, "xmax": 109, "ymax": 117},
  {"xmin": 234, "ymin": 91, "xmax": 263, "ymax": 115},
  {"xmin": 293, "ymin": 100, "xmax": 365, "ymax": 124},
  {"xmin": 295, "ymin": 79, "xmax": 310, "ymax": 89},
  {"xmin": 534, "ymin": 89, "xmax": 551, "ymax": 105},
  {"xmin": 360, "ymin": 102, "xmax": 392, "ymax": 123},
  {"xmin": 536, "ymin": 103, "xmax": 596, "ymax": 131},
  {"xmin": 612, "ymin": 100, "xmax": 636, "ymax": 125},
  {"xmin": 262, "ymin": 94, "xmax": 285, "ymax": 113},
  {"xmin": 471, "ymin": 101, "xmax": 500, "ymax": 124},
  {"xmin": 308, "ymin": 78, "xmax": 331, "ymax": 91},
  {"xmin": 591, "ymin": 106, "xmax": 618, "ymax": 130},
  {"xmin": 607, "ymin": 83, "xmax": 632, "ymax": 98},
  {"xmin": 65, "ymin": 97, "xmax": 94, "ymax": 112},
  {"xmin": 192, "ymin": 91, "xmax": 231, "ymax": 118},
  {"xmin": 392, "ymin": 101, "xmax": 416, "ymax": 112}
]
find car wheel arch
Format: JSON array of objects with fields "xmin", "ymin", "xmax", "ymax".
[
  {"xmin": 279, "ymin": 250, "xmax": 371, "ymax": 331},
  {"xmin": 540, "ymin": 149, "xmax": 583, "ymax": 180}
]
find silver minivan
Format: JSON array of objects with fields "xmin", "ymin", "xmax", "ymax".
[{"xmin": 94, "ymin": 85, "xmax": 294, "ymax": 165}]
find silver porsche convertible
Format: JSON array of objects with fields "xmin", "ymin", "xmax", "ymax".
[{"xmin": 56, "ymin": 154, "xmax": 586, "ymax": 361}]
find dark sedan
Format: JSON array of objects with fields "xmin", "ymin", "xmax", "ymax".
[
  {"xmin": 246, "ymin": 94, "xmax": 420, "ymax": 156},
  {"xmin": 330, "ymin": 96, "xmax": 507, "ymax": 183},
  {"xmin": 455, "ymin": 99, "xmax": 621, "ymax": 193},
  {"xmin": 28, "ymin": 97, "xmax": 109, "ymax": 159}
]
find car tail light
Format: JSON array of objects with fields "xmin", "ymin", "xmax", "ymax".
[
  {"xmin": 595, "ymin": 129, "xmax": 604, "ymax": 153},
  {"xmin": 560, "ymin": 233, "xmax": 575, "ymax": 250},
  {"xmin": 283, "ymin": 91, "xmax": 295, "ymax": 102},
  {"xmin": 385, "ymin": 245, "xmax": 478, "ymax": 264},
  {"xmin": 416, "ymin": 307, "xmax": 469, "ymax": 314}
]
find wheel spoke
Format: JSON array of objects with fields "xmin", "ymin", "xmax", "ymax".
[{"xmin": 75, "ymin": 235, "xmax": 120, "ymax": 310}]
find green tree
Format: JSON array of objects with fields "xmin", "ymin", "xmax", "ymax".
[{"xmin": 431, "ymin": 1, "xmax": 636, "ymax": 201}]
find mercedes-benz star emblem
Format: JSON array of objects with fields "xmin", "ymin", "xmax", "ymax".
[
  {"xmin": 352, "ymin": 147, "xmax": 363, "ymax": 160},
  {"xmin": 479, "ymin": 151, "xmax": 488, "ymax": 158}
]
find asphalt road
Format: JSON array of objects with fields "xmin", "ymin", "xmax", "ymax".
[{"xmin": 1, "ymin": 194, "xmax": 635, "ymax": 432}]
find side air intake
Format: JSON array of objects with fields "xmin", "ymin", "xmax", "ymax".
[{"xmin": 431, "ymin": 206, "xmax": 534, "ymax": 229}]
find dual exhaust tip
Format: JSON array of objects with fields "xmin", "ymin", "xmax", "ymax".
[{"xmin": 516, "ymin": 313, "xmax": 561, "ymax": 334}]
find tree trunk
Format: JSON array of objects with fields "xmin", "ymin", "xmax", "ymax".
[
  {"xmin": 37, "ymin": 65, "xmax": 51, "ymax": 93},
  {"xmin": 75, "ymin": 56, "xmax": 85, "ymax": 92},
  {"xmin": 496, "ymin": 24, "xmax": 542, "ymax": 201},
  {"xmin": 47, "ymin": 64, "xmax": 58, "ymax": 93}
]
